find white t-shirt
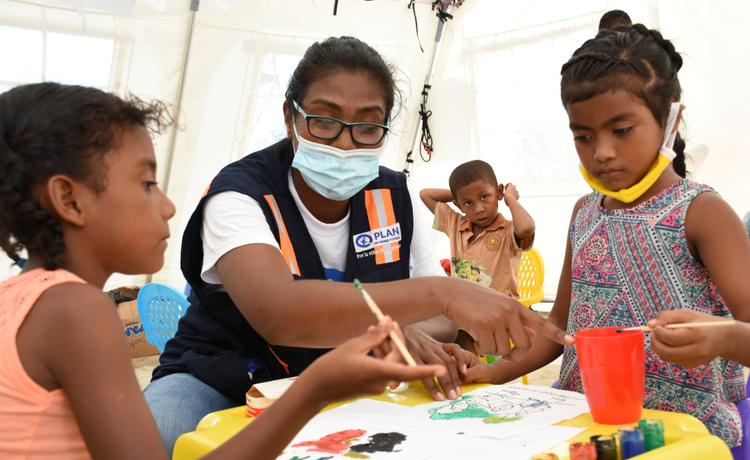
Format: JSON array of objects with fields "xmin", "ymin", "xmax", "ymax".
[{"xmin": 201, "ymin": 172, "xmax": 444, "ymax": 285}]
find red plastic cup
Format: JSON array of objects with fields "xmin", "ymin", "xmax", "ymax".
[{"xmin": 575, "ymin": 326, "xmax": 645, "ymax": 424}]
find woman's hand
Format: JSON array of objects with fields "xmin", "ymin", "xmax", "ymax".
[
  {"xmin": 300, "ymin": 317, "xmax": 446, "ymax": 406},
  {"xmin": 402, "ymin": 325, "xmax": 473, "ymax": 400},
  {"xmin": 442, "ymin": 280, "xmax": 573, "ymax": 360}
]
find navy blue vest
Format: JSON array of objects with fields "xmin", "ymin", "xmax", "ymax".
[{"xmin": 152, "ymin": 140, "xmax": 414, "ymax": 403}]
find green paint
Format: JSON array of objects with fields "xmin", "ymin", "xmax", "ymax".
[
  {"xmin": 344, "ymin": 452, "xmax": 369, "ymax": 458},
  {"xmin": 353, "ymin": 279, "xmax": 364, "ymax": 293},
  {"xmin": 288, "ymin": 456, "xmax": 310, "ymax": 460},
  {"xmin": 428, "ymin": 394, "xmax": 522, "ymax": 424},
  {"xmin": 483, "ymin": 415, "xmax": 521, "ymax": 424},
  {"xmin": 428, "ymin": 396, "xmax": 495, "ymax": 420}
]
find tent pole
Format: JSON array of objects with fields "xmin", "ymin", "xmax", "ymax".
[
  {"xmin": 146, "ymin": 0, "xmax": 199, "ymax": 284},
  {"xmin": 161, "ymin": 0, "xmax": 199, "ymax": 198},
  {"xmin": 403, "ymin": 4, "xmax": 452, "ymax": 176}
]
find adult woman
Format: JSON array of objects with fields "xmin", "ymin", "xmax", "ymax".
[{"xmin": 145, "ymin": 36, "xmax": 569, "ymax": 453}]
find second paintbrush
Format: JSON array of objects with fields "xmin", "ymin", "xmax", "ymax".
[{"xmin": 617, "ymin": 320, "xmax": 736, "ymax": 333}]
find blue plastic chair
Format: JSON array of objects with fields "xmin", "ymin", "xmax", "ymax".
[
  {"xmin": 136, "ymin": 283, "xmax": 189, "ymax": 353},
  {"xmin": 732, "ymin": 378, "xmax": 750, "ymax": 460}
]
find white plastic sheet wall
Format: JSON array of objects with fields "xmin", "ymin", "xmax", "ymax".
[{"xmin": 1, "ymin": 0, "xmax": 748, "ymax": 299}]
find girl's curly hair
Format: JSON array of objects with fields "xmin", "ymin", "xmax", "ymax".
[{"xmin": 0, "ymin": 82, "xmax": 172, "ymax": 269}]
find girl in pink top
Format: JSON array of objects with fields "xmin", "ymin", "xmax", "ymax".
[{"xmin": 0, "ymin": 82, "xmax": 443, "ymax": 459}]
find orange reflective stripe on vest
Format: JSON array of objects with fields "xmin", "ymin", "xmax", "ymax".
[
  {"xmin": 263, "ymin": 194, "xmax": 301, "ymax": 276},
  {"xmin": 364, "ymin": 188, "xmax": 401, "ymax": 264},
  {"xmin": 267, "ymin": 345, "xmax": 290, "ymax": 375}
]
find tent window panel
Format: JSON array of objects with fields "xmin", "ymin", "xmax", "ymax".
[
  {"xmin": 471, "ymin": 20, "xmax": 594, "ymax": 185},
  {"xmin": 244, "ymin": 53, "xmax": 302, "ymax": 155},
  {"xmin": 0, "ymin": 26, "xmax": 43, "ymax": 85},
  {"xmin": 0, "ymin": 25, "xmax": 114, "ymax": 94},
  {"xmin": 47, "ymin": 32, "xmax": 114, "ymax": 89}
]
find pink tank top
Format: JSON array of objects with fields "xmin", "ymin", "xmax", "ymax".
[{"xmin": 0, "ymin": 269, "xmax": 91, "ymax": 459}]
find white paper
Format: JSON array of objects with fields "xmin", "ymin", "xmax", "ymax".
[
  {"xmin": 412, "ymin": 384, "xmax": 589, "ymax": 440},
  {"xmin": 278, "ymin": 404, "xmax": 447, "ymax": 460},
  {"xmin": 276, "ymin": 386, "xmax": 589, "ymax": 459},
  {"xmin": 433, "ymin": 426, "xmax": 584, "ymax": 460}
]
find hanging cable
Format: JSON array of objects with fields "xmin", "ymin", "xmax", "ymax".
[
  {"xmin": 407, "ymin": 0, "xmax": 425, "ymax": 53},
  {"xmin": 417, "ymin": 85, "xmax": 433, "ymax": 162},
  {"xmin": 403, "ymin": 2, "xmax": 464, "ymax": 174}
]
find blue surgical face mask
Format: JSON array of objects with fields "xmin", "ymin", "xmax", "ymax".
[{"xmin": 291, "ymin": 123, "xmax": 385, "ymax": 201}]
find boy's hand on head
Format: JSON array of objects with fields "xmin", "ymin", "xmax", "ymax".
[
  {"xmin": 648, "ymin": 310, "xmax": 726, "ymax": 369},
  {"xmin": 303, "ymin": 317, "xmax": 446, "ymax": 405},
  {"xmin": 504, "ymin": 183, "xmax": 519, "ymax": 204},
  {"xmin": 402, "ymin": 326, "xmax": 469, "ymax": 401}
]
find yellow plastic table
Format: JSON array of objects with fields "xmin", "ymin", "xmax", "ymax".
[{"xmin": 172, "ymin": 384, "xmax": 731, "ymax": 460}]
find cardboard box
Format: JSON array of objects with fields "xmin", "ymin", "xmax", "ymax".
[{"xmin": 111, "ymin": 288, "xmax": 159, "ymax": 358}]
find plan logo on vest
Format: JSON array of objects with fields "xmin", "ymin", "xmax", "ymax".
[{"xmin": 353, "ymin": 223, "xmax": 402, "ymax": 253}]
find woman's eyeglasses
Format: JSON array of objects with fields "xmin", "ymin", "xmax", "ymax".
[{"xmin": 293, "ymin": 100, "xmax": 389, "ymax": 146}]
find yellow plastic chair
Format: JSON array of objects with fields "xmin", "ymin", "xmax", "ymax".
[
  {"xmin": 518, "ymin": 247, "xmax": 545, "ymax": 308},
  {"xmin": 484, "ymin": 248, "xmax": 545, "ymax": 384},
  {"xmin": 518, "ymin": 247, "xmax": 544, "ymax": 384}
]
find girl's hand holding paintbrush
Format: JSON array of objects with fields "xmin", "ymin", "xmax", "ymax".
[
  {"xmin": 300, "ymin": 316, "xmax": 446, "ymax": 406},
  {"xmin": 647, "ymin": 310, "xmax": 745, "ymax": 369}
]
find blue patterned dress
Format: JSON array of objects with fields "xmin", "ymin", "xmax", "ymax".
[{"xmin": 559, "ymin": 179, "xmax": 745, "ymax": 446}]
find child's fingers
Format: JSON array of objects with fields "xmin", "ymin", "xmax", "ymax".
[
  {"xmin": 505, "ymin": 318, "xmax": 531, "ymax": 361},
  {"xmin": 652, "ymin": 327, "xmax": 700, "ymax": 347},
  {"xmin": 390, "ymin": 319, "xmax": 406, "ymax": 342},
  {"xmin": 344, "ymin": 319, "xmax": 395, "ymax": 354},
  {"xmin": 444, "ymin": 344, "xmax": 472, "ymax": 374},
  {"xmin": 372, "ymin": 341, "xmax": 391, "ymax": 359},
  {"xmin": 431, "ymin": 346, "xmax": 463, "ymax": 399},
  {"xmin": 462, "ymin": 362, "xmax": 494, "ymax": 384},
  {"xmin": 492, "ymin": 328, "xmax": 513, "ymax": 359},
  {"xmin": 650, "ymin": 336, "xmax": 707, "ymax": 368},
  {"xmin": 373, "ymin": 361, "xmax": 446, "ymax": 385},
  {"xmin": 422, "ymin": 375, "xmax": 446, "ymax": 401},
  {"xmin": 655, "ymin": 309, "xmax": 711, "ymax": 325},
  {"xmin": 382, "ymin": 320, "xmax": 410, "ymax": 364},
  {"xmin": 520, "ymin": 307, "xmax": 575, "ymax": 346}
]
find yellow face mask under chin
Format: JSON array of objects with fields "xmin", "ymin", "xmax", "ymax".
[
  {"xmin": 580, "ymin": 148, "xmax": 675, "ymax": 203},
  {"xmin": 579, "ymin": 102, "xmax": 683, "ymax": 204}
]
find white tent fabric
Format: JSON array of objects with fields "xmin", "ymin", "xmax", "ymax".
[{"xmin": 1, "ymin": 0, "xmax": 748, "ymax": 299}]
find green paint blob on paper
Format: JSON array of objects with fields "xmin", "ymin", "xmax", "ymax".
[
  {"xmin": 428, "ymin": 395, "xmax": 495, "ymax": 420},
  {"xmin": 483, "ymin": 415, "xmax": 521, "ymax": 424},
  {"xmin": 344, "ymin": 452, "xmax": 369, "ymax": 458}
]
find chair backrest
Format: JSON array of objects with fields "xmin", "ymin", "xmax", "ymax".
[
  {"xmin": 136, "ymin": 283, "xmax": 190, "ymax": 353},
  {"xmin": 517, "ymin": 247, "xmax": 545, "ymax": 308}
]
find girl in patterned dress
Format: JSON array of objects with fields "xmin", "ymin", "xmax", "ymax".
[{"xmin": 463, "ymin": 24, "xmax": 750, "ymax": 447}]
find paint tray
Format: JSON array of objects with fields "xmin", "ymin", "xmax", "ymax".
[{"xmin": 245, "ymin": 376, "xmax": 297, "ymax": 417}]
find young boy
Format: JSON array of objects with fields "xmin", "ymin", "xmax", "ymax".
[{"xmin": 420, "ymin": 160, "xmax": 535, "ymax": 299}]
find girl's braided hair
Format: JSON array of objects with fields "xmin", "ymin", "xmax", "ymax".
[{"xmin": 560, "ymin": 24, "xmax": 686, "ymax": 177}]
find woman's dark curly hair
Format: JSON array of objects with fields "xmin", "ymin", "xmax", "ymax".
[
  {"xmin": 560, "ymin": 24, "xmax": 687, "ymax": 177},
  {"xmin": 0, "ymin": 82, "xmax": 171, "ymax": 270}
]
